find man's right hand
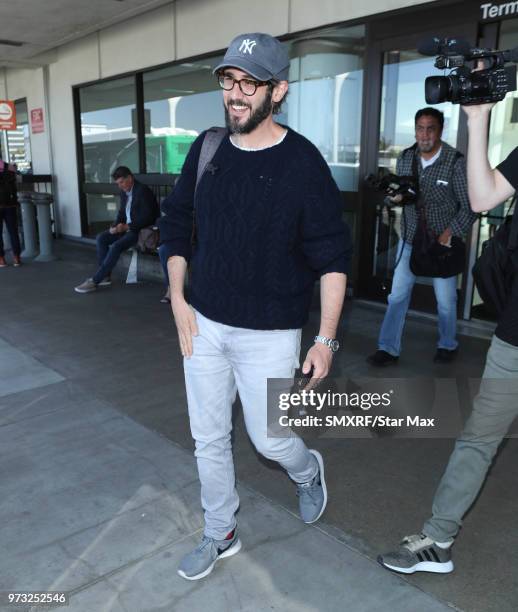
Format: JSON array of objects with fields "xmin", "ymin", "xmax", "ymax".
[{"xmin": 171, "ymin": 295, "xmax": 198, "ymax": 358}]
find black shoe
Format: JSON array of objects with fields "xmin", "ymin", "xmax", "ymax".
[
  {"xmin": 367, "ymin": 350, "xmax": 399, "ymax": 367},
  {"xmin": 433, "ymin": 348, "xmax": 458, "ymax": 364}
]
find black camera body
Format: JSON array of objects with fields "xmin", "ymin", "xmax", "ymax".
[{"xmin": 420, "ymin": 37, "xmax": 518, "ymax": 105}]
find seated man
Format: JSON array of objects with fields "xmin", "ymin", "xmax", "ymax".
[{"xmin": 75, "ymin": 166, "xmax": 158, "ymax": 293}]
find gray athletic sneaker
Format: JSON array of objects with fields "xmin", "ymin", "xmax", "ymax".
[
  {"xmin": 74, "ymin": 278, "xmax": 97, "ymax": 294},
  {"xmin": 98, "ymin": 277, "xmax": 111, "ymax": 287},
  {"xmin": 297, "ymin": 449, "xmax": 327, "ymax": 524},
  {"xmin": 378, "ymin": 534, "xmax": 454, "ymax": 574},
  {"xmin": 177, "ymin": 530, "xmax": 241, "ymax": 581}
]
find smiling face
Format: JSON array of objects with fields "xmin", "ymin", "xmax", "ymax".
[{"xmin": 221, "ymin": 68, "xmax": 285, "ymax": 135}]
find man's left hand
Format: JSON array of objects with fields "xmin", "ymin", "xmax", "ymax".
[
  {"xmin": 438, "ymin": 227, "xmax": 452, "ymax": 246},
  {"xmin": 301, "ymin": 343, "xmax": 333, "ymax": 390}
]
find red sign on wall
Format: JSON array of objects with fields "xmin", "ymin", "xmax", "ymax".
[
  {"xmin": 0, "ymin": 100, "xmax": 16, "ymax": 130},
  {"xmin": 30, "ymin": 108, "xmax": 45, "ymax": 134}
]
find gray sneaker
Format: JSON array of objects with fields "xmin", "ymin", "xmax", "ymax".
[
  {"xmin": 74, "ymin": 278, "xmax": 97, "ymax": 294},
  {"xmin": 177, "ymin": 530, "xmax": 241, "ymax": 581},
  {"xmin": 378, "ymin": 534, "xmax": 454, "ymax": 574},
  {"xmin": 297, "ymin": 449, "xmax": 327, "ymax": 524},
  {"xmin": 98, "ymin": 277, "xmax": 111, "ymax": 287}
]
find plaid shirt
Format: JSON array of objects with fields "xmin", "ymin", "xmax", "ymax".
[{"xmin": 397, "ymin": 141, "xmax": 477, "ymax": 243}]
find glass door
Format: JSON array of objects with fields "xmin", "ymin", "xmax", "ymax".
[
  {"xmin": 359, "ymin": 23, "xmax": 475, "ymax": 312},
  {"xmin": 374, "ymin": 49, "xmax": 461, "ymax": 282}
]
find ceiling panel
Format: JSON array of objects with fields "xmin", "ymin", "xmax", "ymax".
[{"xmin": 0, "ymin": 0, "xmax": 174, "ymax": 67}]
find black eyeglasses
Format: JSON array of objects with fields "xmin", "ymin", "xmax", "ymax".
[{"xmin": 217, "ymin": 74, "xmax": 270, "ymax": 96}]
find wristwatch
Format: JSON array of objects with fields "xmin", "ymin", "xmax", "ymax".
[{"xmin": 314, "ymin": 335, "xmax": 340, "ymax": 352}]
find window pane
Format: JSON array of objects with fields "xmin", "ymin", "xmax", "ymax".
[
  {"xmin": 488, "ymin": 18, "xmax": 518, "ymax": 170},
  {"xmin": 284, "ymin": 26, "xmax": 365, "ymax": 192},
  {"xmin": 85, "ymin": 193, "xmax": 119, "ymax": 237},
  {"xmin": 5, "ymin": 99, "xmax": 32, "ymax": 174},
  {"xmin": 374, "ymin": 49, "xmax": 461, "ymax": 281},
  {"xmin": 143, "ymin": 58, "xmax": 224, "ymax": 173},
  {"xmin": 378, "ymin": 50, "xmax": 460, "ymax": 175},
  {"xmin": 80, "ymin": 76, "xmax": 137, "ymax": 182}
]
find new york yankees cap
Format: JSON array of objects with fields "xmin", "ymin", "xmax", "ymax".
[{"xmin": 213, "ymin": 33, "xmax": 290, "ymax": 81}]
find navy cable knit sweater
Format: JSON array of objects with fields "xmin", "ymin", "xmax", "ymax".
[{"xmin": 159, "ymin": 127, "xmax": 352, "ymax": 330}]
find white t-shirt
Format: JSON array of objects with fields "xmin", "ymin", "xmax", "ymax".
[{"xmin": 421, "ymin": 147, "xmax": 442, "ymax": 169}]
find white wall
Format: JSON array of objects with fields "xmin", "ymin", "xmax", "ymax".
[
  {"xmin": 47, "ymin": 34, "xmax": 100, "ymax": 236},
  {"xmin": 99, "ymin": 4, "xmax": 175, "ymax": 78},
  {"xmin": 5, "ymin": 0, "xmax": 437, "ymax": 237}
]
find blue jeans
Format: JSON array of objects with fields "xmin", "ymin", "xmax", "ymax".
[
  {"xmin": 378, "ymin": 241, "xmax": 458, "ymax": 356},
  {"xmin": 184, "ymin": 310, "xmax": 318, "ymax": 539},
  {"xmin": 93, "ymin": 229, "xmax": 138, "ymax": 284}
]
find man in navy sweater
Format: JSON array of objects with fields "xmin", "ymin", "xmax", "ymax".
[{"xmin": 159, "ymin": 32, "xmax": 352, "ymax": 581}]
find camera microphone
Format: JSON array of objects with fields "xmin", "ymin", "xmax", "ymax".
[{"xmin": 418, "ymin": 36, "xmax": 471, "ymax": 57}]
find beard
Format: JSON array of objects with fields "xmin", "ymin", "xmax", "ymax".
[
  {"xmin": 224, "ymin": 89, "xmax": 273, "ymax": 134},
  {"xmin": 418, "ymin": 140, "xmax": 435, "ymax": 153}
]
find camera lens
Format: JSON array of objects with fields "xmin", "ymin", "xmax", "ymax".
[{"xmin": 425, "ymin": 76, "xmax": 451, "ymax": 104}]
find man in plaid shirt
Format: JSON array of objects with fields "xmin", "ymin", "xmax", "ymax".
[{"xmin": 368, "ymin": 107, "xmax": 477, "ymax": 366}]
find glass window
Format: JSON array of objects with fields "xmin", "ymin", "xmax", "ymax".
[
  {"xmin": 85, "ymin": 193, "xmax": 119, "ymax": 237},
  {"xmin": 143, "ymin": 58, "xmax": 224, "ymax": 174},
  {"xmin": 1, "ymin": 99, "xmax": 32, "ymax": 173},
  {"xmin": 487, "ymin": 19, "xmax": 518, "ymax": 171},
  {"xmin": 378, "ymin": 50, "xmax": 460, "ymax": 174},
  {"xmin": 80, "ymin": 76, "xmax": 137, "ymax": 183},
  {"xmin": 284, "ymin": 25, "xmax": 365, "ymax": 192},
  {"xmin": 374, "ymin": 49, "xmax": 461, "ymax": 280}
]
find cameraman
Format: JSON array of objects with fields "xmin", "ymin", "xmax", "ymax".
[
  {"xmin": 368, "ymin": 107, "xmax": 477, "ymax": 366},
  {"xmin": 378, "ymin": 101, "xmax": 518, "ymax": 575}
]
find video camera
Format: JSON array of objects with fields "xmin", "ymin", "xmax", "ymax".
[
  {"xmin": 365, "ymin": 173, "xmax": 418, "ymax": 206},
  {"xmin": 419, "ymin": 36, "xmax": 518, "ymax": 105}
]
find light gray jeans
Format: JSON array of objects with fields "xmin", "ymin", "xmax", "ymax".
[
  {"xmin": 184, "ymin": 310, "xmax": 318, "ymax": 540},
  {"xmin": 423, "ymin": 335, "xmax": 518, "ymax": 542}
]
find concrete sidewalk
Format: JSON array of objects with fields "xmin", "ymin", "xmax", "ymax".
[
  {"xmin": 1, "ymin": 368, "xmax": 454, "ymax": 612},
  {"xmin": 1, "ymin": 240, "xmax": 516, "ymax": 611}
]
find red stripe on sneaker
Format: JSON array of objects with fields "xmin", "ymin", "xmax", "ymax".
[{"xmin": 224, "ymin": 529, "xmax": 235, "ymax": 541}]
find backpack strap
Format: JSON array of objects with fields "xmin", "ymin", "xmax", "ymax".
[
  {"xmin": 195, "ymin": 127, "xmax": 227, "ymax": 191},
  {"xmin": 191, "ymin": 127, "xmax": 227, "ymax": 245}
]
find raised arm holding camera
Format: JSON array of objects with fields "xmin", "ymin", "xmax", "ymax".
[{"xmin": 378, "ymin": 43, "xmax": 518, "ymax": 577}]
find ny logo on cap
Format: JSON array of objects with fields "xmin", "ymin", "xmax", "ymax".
[{"xmin": 239, "ymin": 39, "xmax": 257, "ymax": 54}]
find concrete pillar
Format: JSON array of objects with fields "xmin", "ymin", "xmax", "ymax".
[
  {"xmin": 33, "ymin": 193, "xmax": 56, "ymax": 262},
  {"xmin": 18, "ymin": 192, "xmax": 38, "ymax": 258}
]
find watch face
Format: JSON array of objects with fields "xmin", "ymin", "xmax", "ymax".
[{"xmin": 330, "ymin": 340, "xmax": 339, "ymax": 352}]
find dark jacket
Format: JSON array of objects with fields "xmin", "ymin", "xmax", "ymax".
[
  {"xmin": 115, "ymin": 179, "xmax": 158, "ymax": 233},
  {"xmin": 0, "ymin": 167, "xmax": 18, "ymax": 209}
]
